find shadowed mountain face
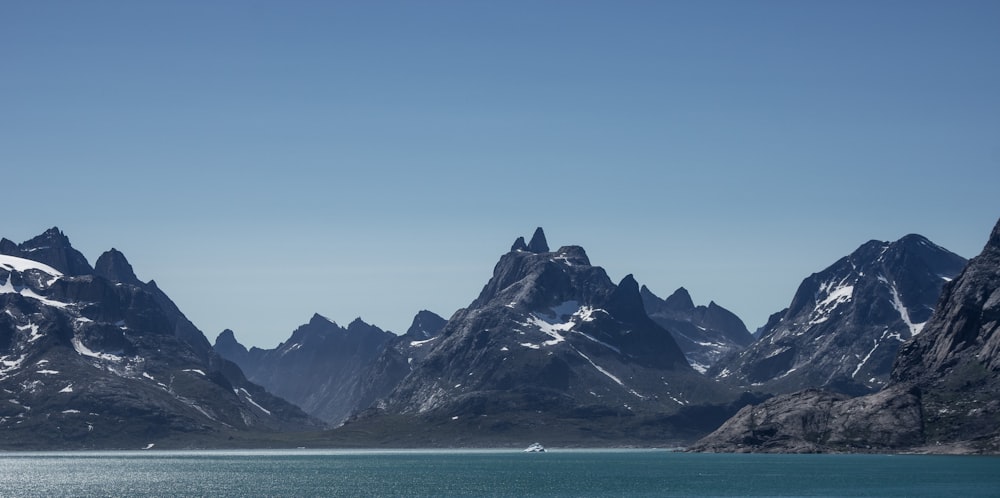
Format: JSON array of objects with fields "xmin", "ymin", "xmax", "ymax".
[
  {"xmin": 342, "ymin": 228, "xmax": 745, "ymax": 445},
  {"xmin": 640, "ymin": 285, "xmax": 753, "ymax": 373},
  {"xmin": 712, "ymin": 234, "xmax": 966, "ymax": 395},
  {"xmin": 214, "ymin": 311, "xmax": 446, "ymax": 426},
  {"xmin": 0, "ymin": 228, "xmax": 322, "ymax": 449},
  {"xmin": 692, "ymin": 218, "xmax": 1000, "ymax": 454}
]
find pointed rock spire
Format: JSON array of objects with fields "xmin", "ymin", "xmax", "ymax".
[
  {"xmin": 606, "ymin": 274, "xmax": 647, "ymax": 319},
  {"xmin": 511, "ymin": 236, "xmax": 528, "ymax": 252},
  {"xmin": 405, "ymin": 310, "xmax": 447, "ymax": 340},
  {"xmin": 214, "ymin": 329, "xmax": 249, "ymax": 355},
  {"xmin": 95, "ymin": 248, "xmax": 142, "ymax": 286},
  {"xmin": 527, "ymin": 227, "xmax": 549, "ymax": 253},
  {"xmin": 309, "ymin": 313, "xmax": 334, "ymax": 327},
  {"xmin": 664, "ymin": 287, "xmax": 696, "ymax": 312},
  {"xmin": 0, "ymin": 238, "xmax": 18, "ymax": 255}
]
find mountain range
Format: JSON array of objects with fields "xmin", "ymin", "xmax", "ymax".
[
  {"xmin": 2, "ymin": 221, "xmax": 996, "ymax": 452},
  {"xmin": 217, "ymin": 228, "xmax": 761, "ymax": 445}
]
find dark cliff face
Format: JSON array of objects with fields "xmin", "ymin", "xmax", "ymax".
[
  {"xmin": 893, "ymin": 222, "xmax": 1000, "ymax": 379},
  {"xmin": 886, "ymin": 219, "xmax": 1000, "ymax": 450},
  {"xmin": 692, "ymin": 218, "xmax": 1000, "ymax": 454},
  {"xmin": 712, "ymin": 233, "xmax": 966, "ymax": 395},
  {"xmin": 640, "ymin": 285, "xmax": 753, "ymax": 372},
  {"xmin": 0, "ymin": 229, "xmax": 321, "ymax": 449},
  {"xmin": 94, "ymin": 249, "xmax": 143, "ymax": 287}
]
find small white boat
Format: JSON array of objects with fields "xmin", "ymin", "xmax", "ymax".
[{"xmin": 524, "ymin": 442, "xmax": 546, "ymax": 453}]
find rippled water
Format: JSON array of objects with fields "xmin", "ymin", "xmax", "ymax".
[{"xmin": 1, "ymin": 449, "xmax": 999, "ymax": 497}]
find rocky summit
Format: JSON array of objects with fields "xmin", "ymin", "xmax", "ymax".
[
  {"xmin": 0, "ymin": 228, "xmax": 321, "ymax": 450},
  {"xmin": 691, "ymin": 217, "xmax": 1000, "ymax": 454},
  {"xmin": 711, "ymin": 233, "xmax": 966, "ymax": 395},
  {"xmin": 343, "ymin": 228, "xmax": 750, "ymax": 446}
]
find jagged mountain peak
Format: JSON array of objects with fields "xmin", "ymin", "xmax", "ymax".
[
  {"xmin": 527, "ymin": 227, "xmax": 549, "ymax": 253},
  {"xmin": 606, "ymin": 274, "xmax": 645, "ymax": 318},
  {"xmin": 94, "ymin": 248, "xmax": 142, "ymax": 286},
  {"xmin": 665, "ymin": 287, "xmax": 696, "ymax": 312},
  {"xmin": 347, "ymin": 317, "xmax": 378, "ymax": 332},
  {"xmin": 510, "ymin": 236, "xmax": 529, "ymax": 252},
  {"xmin": 405, "ymin": 310, "xmax": 447, "ymax": 340},
  {"xmin": 510, "ymin": 228, "xmax": 550, "ymax": 254},
  {"xmin": 26, "ymin": 226, "xmax": 69, "ymax": 246},
  {"xmin": 309, "ymin": 313, "xmax": 335, "ymax": 327},
  {"xmin": 216, "ymin": 328, "xmax": 240, "ymax": 346},
  {"xmin": 714, "ymin": 231, "xmax": 967, "ymax": 394},
  {"xmin": 1, "ymin": 227, "xmax": 93, "ymax": 276},
  {"xmin": 472, "ymin": 233, "xmax": 611, "ymax": 311},
  {"xmin": 214, "ymin": 329, "xmax": 249, "ymax": 360}
]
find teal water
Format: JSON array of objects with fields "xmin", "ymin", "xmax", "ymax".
[{"xmin": 1, "ymin": 449, "xmax": 999, "ymax": 497}]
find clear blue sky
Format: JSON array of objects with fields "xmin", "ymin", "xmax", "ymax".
[{"xmin": 3, "ymin": 1, "xmax": 998, "ymax": 348}]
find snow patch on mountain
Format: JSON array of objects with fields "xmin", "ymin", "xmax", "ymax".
[
  {"xmin": 523, "ymin": 303, "xmax": 608, "ymax": 348},
  {"xmin": 808, "ymin": 279, "xmax": 854, "ymax": 325},
  {"xmin": 571, "ymin": 330, "xmax": 621, "ymax": 354},
  {"xmin": 0, "ymin": 278, "xmax": 69, "ymax": 308},
  {"xmin": 0, "ymin": 355, "xmax": 26, "ymax": 378},
  {"xmin": 71, "ymin": 337, "xmax": 124, "ymax": 362},
  {"xmin": 16, "ymin": 323, "xmax": 43, "ymax": 343},
  {"xmin": 525, "ymin": 315, "xmax": 571, "ymax": 346},
  {"xmin": 0, "ymin": 255, "xmax": 63, "ymax": 282},
  {"xmin": 889, "ymin": 283, "xmax": 925, "ymax": 336},
  {"xmin": 239, "ymin": 388, "xmax": 271, "ymax": 415},
  {"xmin": 409, "ymin": 337, "xmax": 438, "ymax": 348}
]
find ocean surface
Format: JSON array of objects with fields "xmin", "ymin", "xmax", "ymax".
[{"xmin": 1, "ymin": 449, "xmax": 999, "ymax": 497}]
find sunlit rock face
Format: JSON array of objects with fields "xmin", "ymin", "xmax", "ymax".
[{"xmin": 712, "ymin": 234, "xmax": 965, "ymax": 395}]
